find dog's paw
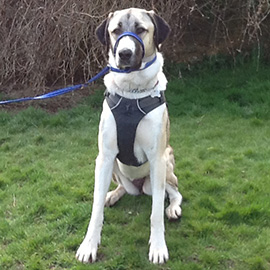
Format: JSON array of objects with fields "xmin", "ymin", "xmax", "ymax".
[
  {"xmin": 76, "ymin": 237, "xmax": 99, "ymax": 263},
  {"xmin": 105, "ymin": 190, "xmax": 121, "ymax": 207},
  {"xmin": 149, "ymin": 241, "xmax": 169, "ymax": 264},
  {"xmin": 165, "ymin": 201, "xmax": 182, "ymax": 220},
  {"xmin": 105, "ymin": 190, "xmax": 119, "ymax": 207}
]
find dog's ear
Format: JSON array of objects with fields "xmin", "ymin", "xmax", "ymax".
[
  {"xmin": 148, "ymin": 11, "xmax": 171, "ymax": 48},
  {"xmin": 95, "ymin": 13, "xmax": 113, "ymax": 46}
]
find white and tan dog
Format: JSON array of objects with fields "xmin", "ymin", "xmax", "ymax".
[{"xmin": 76, "ymin": 8, "xmax": 182, "ymax": 264}]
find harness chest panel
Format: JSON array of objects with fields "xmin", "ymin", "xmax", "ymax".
[{"xmin": 105, "ymin": 91, "xmax": 165, "ymax": 167}]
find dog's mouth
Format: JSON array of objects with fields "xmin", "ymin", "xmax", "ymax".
[{"xmin": 117, "ymin": 61, "xmax": 142, "ymax": 71}]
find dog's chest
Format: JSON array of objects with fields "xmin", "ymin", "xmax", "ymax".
[{"xmin": 105, "ymin": 91, "xmax": 165, "ymax": 166}]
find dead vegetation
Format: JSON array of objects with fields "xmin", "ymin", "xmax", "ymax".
[{"xmin": 0, "ymin": 0, "xmax": 269, "ymax": 96}]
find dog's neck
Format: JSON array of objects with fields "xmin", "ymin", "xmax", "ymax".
[{"xmin": 104, "ymin": 52, "xmax": 167, "ymax": 99}]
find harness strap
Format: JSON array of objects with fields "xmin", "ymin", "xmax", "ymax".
[{"xmin": 105, "ymin": 91, "xmax": 165, "ymax": 167}]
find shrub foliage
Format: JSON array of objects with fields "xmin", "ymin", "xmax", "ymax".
[{"xmin": 0, "ymin": 0, "xmax": 269, "ymax": 94}]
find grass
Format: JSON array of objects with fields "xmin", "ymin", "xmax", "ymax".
[{"xmin": 1, "ymin": 62, "xmax": 270, "ymax": 270}]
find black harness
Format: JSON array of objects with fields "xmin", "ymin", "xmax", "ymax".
[{"xmin": 105, "ymin": 91, "xmax": 166, "ymax": 167}]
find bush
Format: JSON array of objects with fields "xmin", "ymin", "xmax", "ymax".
[{"xmin": 0, "ymin": 0, "xmax": 269, "ymax": 96}]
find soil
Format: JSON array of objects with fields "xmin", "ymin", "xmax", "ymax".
[{"xmin": 0, "ymin": 83, "xmax": 103, "ymax": 113}]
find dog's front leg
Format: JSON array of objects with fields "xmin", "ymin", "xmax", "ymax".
[
  {"xmin": 76, "ymin": 103, "xmax": 117, "ymax": 263},
  {"xmin": 148, "ymin": 156, "xmax": 168, "ymax": 264},
  {"xmin": 76, "ymin": 153, "xmax": 114, "ymax": 263}
]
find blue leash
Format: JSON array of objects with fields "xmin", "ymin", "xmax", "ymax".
[
  {"xmin": 0, "ymin": 32, "xmax": 156, "ymax": 105},
  {"xmin": 0, "ymin": 66, "xmax": 110, "ymax": 105}
]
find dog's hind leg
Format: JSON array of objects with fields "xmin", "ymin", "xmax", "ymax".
[
  {"xmin": 142, "ymin": 176, "xmax": 151, "ymax": 195},
  {"xmin": 165, "ymin": 183, "xmax": 182, "ymax": 220},
  {"xmin": 164, "ymin": 146, "xmax": 182, "ymax": 220},
  {"xmin": 105, "ymin": 159, "xmax": 146, "ymax": 206},
  {"xmin": 105, "ymin": 183, "xmax": 126, "ymax": 207}
]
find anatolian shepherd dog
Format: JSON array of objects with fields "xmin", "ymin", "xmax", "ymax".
[{"xmin": 76, "ymin": 8, "xmax": 182, "ymax": 264}]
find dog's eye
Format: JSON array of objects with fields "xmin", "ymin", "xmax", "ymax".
[
  {"xmin": 112, "ymin": 28, "xmax": 121, "ymax": 36},
  {"xmin": 136, "ymin": 27, "xmax": 146, "ymax": 35}
]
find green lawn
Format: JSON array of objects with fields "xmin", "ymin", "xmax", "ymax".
[{"xmin": 0, "ymin": 63, "xmax": 270, "ymax": 270}]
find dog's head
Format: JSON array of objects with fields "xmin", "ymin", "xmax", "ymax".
[{"xmin": 96, "ymin": 8, "xmax": 170, "ymax": 71}]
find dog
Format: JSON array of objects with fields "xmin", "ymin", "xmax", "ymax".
[{"xmin": 76, "ymin": 8, "xmax": 182, "ymax": 264}]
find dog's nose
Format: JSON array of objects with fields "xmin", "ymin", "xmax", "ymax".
[{"xmin": 119, "ymin": 49, "xmax": 132, "ymax": 61}]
